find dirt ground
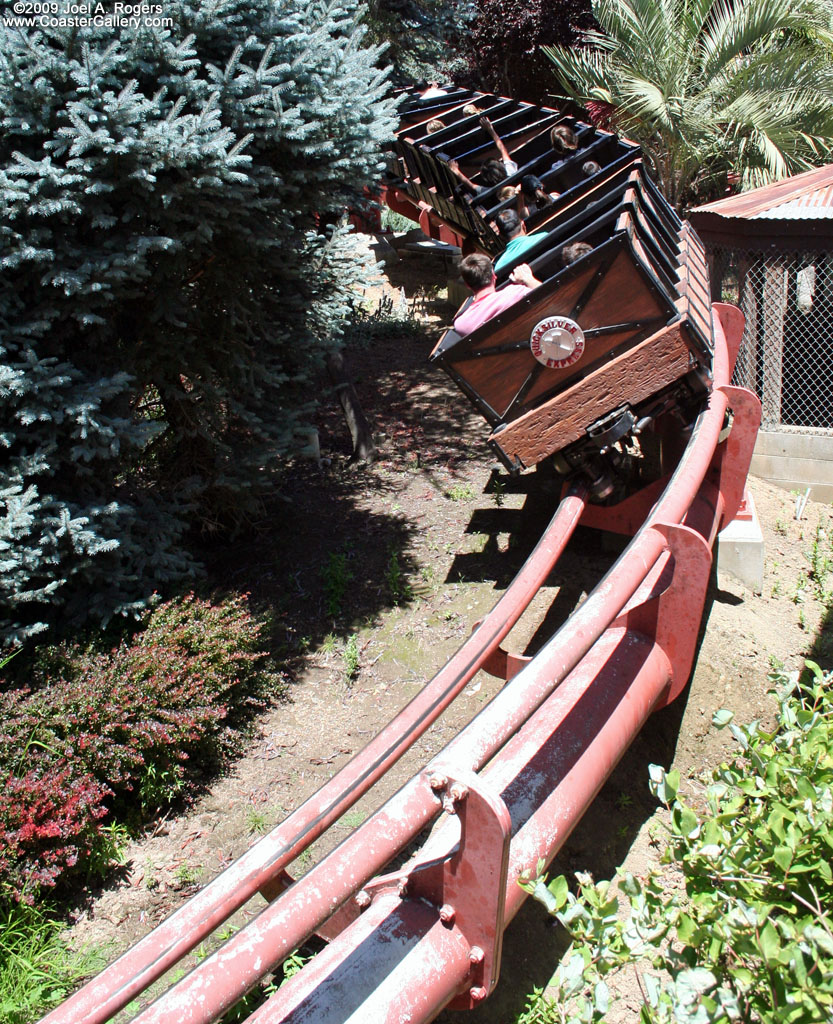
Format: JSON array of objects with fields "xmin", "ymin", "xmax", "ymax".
[{"xmin": 64, "ymin": 234, "xmax": 833, "ymax": 1023}]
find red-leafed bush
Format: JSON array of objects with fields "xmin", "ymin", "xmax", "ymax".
[
  {"xmin": 0, "ymin": 593, "xmax": 278, "ymax": 900},
  {"xmin": 0, "ymin": 768, "xmax": 111, "ymax": 901}
]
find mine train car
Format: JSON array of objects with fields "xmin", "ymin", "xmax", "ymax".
[{"xmin": 387, "ymin": 86, "xmax": 714, "ymax": 499}]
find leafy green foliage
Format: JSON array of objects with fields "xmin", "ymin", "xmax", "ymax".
[
  {"xmin": 809, "ymin": 517, "xmax": 833, "ymax": 605},
  {"xmin": 522, "ymin": 660, "xmax": 833, "ymax": 1022},
  {"xmin": 174, "ymin": 862, "xmax": 203, "ymax": 887},
  {"xmin": 0, "ymin": 593, "xmax": 279, "ymax": 899},
  {"xmin": 84, "ymin": 821, "xmax": 130, "ymax": 881},
  {"xmin": 544, "ymin": 0, "xmax": 833, "ymax": 209},
  {"xmin": 343, "ymin": 633, "xmax": 360, "ymax": 682},
  {"xmin": 246, "ymin": 807, "xmax": 271, "ymax": 836},
  {"xmin": 491, "ymin": 476, "xmax": 506, "ymax": 507},
  {"xmin": 380, "ymin": 208, "xmax": 418, "ymax": 233},
  {"xmin": 446, "ymin": 483, "xmax": 475, "ymax": 501}
]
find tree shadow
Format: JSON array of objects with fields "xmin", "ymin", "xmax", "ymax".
[{"xmin": 202, "ymin": 315, "xmax": 500, "ymax": 683}]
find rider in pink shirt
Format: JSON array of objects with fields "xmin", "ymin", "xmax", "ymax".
[{"xmin": 453, "ymin": 254, "xmax": 541, "ymax": 337}]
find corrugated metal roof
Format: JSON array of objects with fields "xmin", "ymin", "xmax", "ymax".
[{"xmin": 691, "ymin": 164, "xmax": 833, "ymax": 221}]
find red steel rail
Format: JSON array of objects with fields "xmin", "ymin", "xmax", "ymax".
[
  {"xmin": 43, "ymin": 304, "xmax": 759, "ymax": 1024},
  {"xmin": 42, "ymin": 484, "xmax": 589, "ymax": 1024}
]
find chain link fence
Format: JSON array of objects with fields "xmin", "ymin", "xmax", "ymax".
[{"xmin": 709, "ymin": 246, "xmax": 833, "ymax": 432}]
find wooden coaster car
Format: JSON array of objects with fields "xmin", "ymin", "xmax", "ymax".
[
  {"xmin": 389, "ymin": 88, "xmax": 714, "ymax": 475},
  {"xmin": 430, "ymin": 165, "xmax": 713, "ymax": 470}
]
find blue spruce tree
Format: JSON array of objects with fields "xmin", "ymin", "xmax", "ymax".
[{"xmin": 0, "ymin": 0, "xmax": 396, "ymax": 644}]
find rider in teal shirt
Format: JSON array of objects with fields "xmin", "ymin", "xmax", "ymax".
[{"xmin": 493, "ymin": 209, "xmax": 548, "ymax": 273}]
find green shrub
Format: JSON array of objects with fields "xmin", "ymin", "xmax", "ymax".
[
  {"xmin": 0, "ymin": 593, "xmax": 279, "ymax": 899},
  {"xmin": 522, "ymin": 661, "xmax": 833, "ymax": 1023}
]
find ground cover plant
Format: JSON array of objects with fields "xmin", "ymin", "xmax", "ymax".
[
  {"xmin": 519, "ymin": 660, "xmax": 833, "ymax": 1022},
  {"xmin": 0, "ymin": 899, "xmax": 103, "ymax": 1024}
]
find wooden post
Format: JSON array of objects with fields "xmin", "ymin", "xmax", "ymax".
[
  {"xmin": 736, "ymin": 253, "xmax": 758, "ymax": 394},
  {"xmin": 326, "ymin": 351, "xmax": 377, "ymax": 462},
  {"xmin": 761, "ymin": 256, "xmax": 786, "ymax": 426}
]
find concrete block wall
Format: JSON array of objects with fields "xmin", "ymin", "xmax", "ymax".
[{"xmin": 750, "ymin": 429, "xmax": 833, "ymax": 502}]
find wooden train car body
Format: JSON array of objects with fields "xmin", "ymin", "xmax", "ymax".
[{"xmin": 387, "ymin": 87, "xmax": 714, "ymax": 491}]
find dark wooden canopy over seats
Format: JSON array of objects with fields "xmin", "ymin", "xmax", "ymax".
[{"xmin": 387, "ymin": 87, "xmax": 714, "ymax": 476}]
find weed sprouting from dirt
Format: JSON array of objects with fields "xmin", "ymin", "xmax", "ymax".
[
  {"xmin": 809, "ymin": 516, "xmax": 833, "ymax": 604},
  {"xmin": 246, "ymin": 808, "xmax": 270, "ymax": 835},
  {"xmin": 343, "ymin": 634, "xmax": 360, "ymax": 683},
  {"xmin": 446, "ymin": 483, "xmax": 474, "ymax": 502},
  {"xmin": 321, "ymin": 551, "xmax": 353, "ymax": 618},
  {"xmin": 174, "ymin": 863, "xmax": 202, "ymax": 886},
  {"xmin": 386, "ymin": 548, "xmax": 412, "ymax": 605}
]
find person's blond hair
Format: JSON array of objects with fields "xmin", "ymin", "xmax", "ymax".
[{"xmin": 426, "ymin": 119, "xmax": 445, "ymax": 133}]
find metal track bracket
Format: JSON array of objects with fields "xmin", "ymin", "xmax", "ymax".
[{"xmin": 406, "ymin": 769, "xmax": 512, "ymax": 1009}]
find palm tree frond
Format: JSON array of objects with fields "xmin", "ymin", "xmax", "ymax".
[
  {"xmin": 542, "ymin": 0, "xmax": 833, "ymax": 209},
  {"xmin": 702, "ymin": 0, "xmax": 830, "ymax": 83}
]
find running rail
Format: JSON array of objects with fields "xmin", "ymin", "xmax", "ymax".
[
  {"xmin": 42, "ymin": 485, "xmax": 589, "ymax": 1024},
  {"xmin": 43, "ymin": 305, "xmax": 759, "ymax": 1023}
]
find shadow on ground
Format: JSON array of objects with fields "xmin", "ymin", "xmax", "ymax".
[{"xmin": 203, "ymin": 310, "xmax": 482, "ymax": 676}]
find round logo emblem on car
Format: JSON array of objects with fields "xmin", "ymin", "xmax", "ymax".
[{"xmin": 529, "ymin": 316, "xmax": 585, "ymax": 369}]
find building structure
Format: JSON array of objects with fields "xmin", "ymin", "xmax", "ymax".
[{"xmin": 691, "ymin": 165, "xmax": 833, "ymax": 499}]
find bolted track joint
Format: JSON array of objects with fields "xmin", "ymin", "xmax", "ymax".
[{"xmin": 438, "ymin": 903, "xmax": 455, "ymax": 926}]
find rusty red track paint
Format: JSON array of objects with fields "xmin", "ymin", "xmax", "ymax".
[
  {"xmin": 39, "ymin": 488, "xmax": 587, "ymax": 1024},
  {"xmin": 242, "ymin": 306, "xmax": 759, "ymax": 1023}
]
